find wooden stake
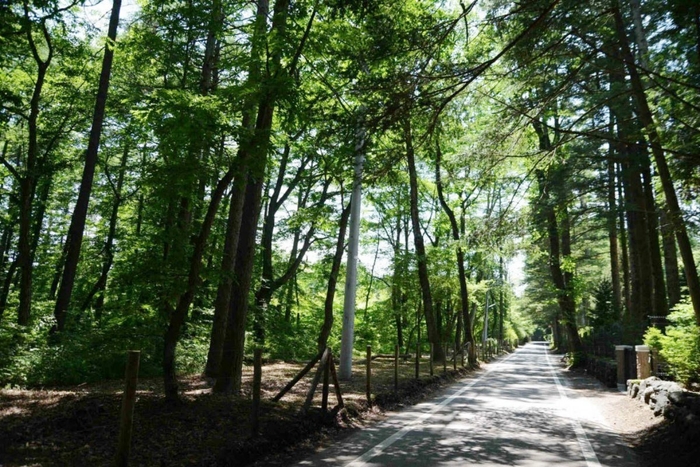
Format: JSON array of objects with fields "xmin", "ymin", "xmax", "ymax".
[
  {"xmin": 366, "ymin": 345, "xmax": 372, "ymax": 406},
  {"xmin": 321, "ymin": 349, "xmax": 330, "ymax": 413},
  {"xmin": 429, "ymin": 343, "xmax": 434, "ymax": 376},
  {"xmin": 250, "ymin": 347, "xmax": 262, "ymax": 435},
  {"xmin": 415, "ymin": 340, "xmax": 420, "ymax": 379},
  {"xmin": 453, "ymin": 342, "xmax": 457, "ymax": 370},
  {"xmin": 115, "ymin": 350, "xmax": 140, "ymax": 467},
  {"xmin": 329, "ymin": 358, "xmax": 344, "ymax": 409},
  {"xmin": 303, "ymin": 348, "xmax": 330, "ymax": 412},
  {"xmin": 273, "ymin": 350, "xmax": 323, "ymax": 402},
  {"xmin": 443, "ymin": 343, "xmax": 447, "ymax": 373},
  {"xmin": 394, "ymin": 344, "xmax": 399, "ymax": 392}
]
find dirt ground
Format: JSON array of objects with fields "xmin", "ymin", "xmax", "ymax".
[{"xmin": 1, "ymin": 352, "xmax": 698, "ymax": 466}]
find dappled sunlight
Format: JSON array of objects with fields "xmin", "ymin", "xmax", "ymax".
[{"xmin": 296, "ymin": 343, "xmax": 638, "ymax": 466}]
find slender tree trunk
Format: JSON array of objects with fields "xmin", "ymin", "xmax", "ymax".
[
  {"xmin": 641, "ymin": 163, "xmax": 668, "ymax": 317},
  {"xmin": 53, "ymin": 0, "xmax": 121, "ymax": 331},
  {"xmin": 318, "ymin": 201, "xmax": 351, "ymax": 351},
  {"xmin": 404, "ymin": 118, "xmax": 443, "ymax": 362},
  {"xmin": 283, "ymin": 228, "xmax": 300, "ymax": 322},
  {"xmin": 607, "ymin": 131, "xmax": 622, "ymax": 312},
  {"xmin": 214, "ymin": 174, "xmax": 267, "ymax": 394},
  {"xmin": 163, "ymin": 165, "xmax": 235, "ymax": 401},
  {"xmin": 18, "ymin": 14, "xmax": 53, "ymax": 325},
  {"xmin": 559, "ymin": 203, "xmax": 583, "ymax": 352},
  {"xmin": 0, "ymin": 258, "xmax": 18, "ymax": 321},
  {"xmin": 81, "ymin": 143, "xmax": 129, "ymax": 316},
  {"xmin": 533, "ymin": 119, "xmax": 582, "ymax": 354},
  {"xmin": 660, "ymin": 207, "xmax": 681, "ymax": 310},
  {"xmin": 617, "ymin": 163, "xmax": 632, "ymax": 315},
  {"xmin": 435, "ymin": 142, "xmax": 476, "ymax": 364}
]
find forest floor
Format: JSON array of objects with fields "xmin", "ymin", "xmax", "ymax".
[{"xmin": 0, "ymin": 351, "xmax": 698, "ymax": 466}]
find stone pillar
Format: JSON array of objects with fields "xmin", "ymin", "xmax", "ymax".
[
  {"xmin": 636, "ymin": 345, "xmax": 651, "ymax": 379},
  {"xmin": 615, "ymin": 345, "xmax": 634, "ymax": 391}
]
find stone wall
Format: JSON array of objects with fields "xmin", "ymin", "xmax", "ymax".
[{"xmin": 628, "ymin": 377, "xmax": 700, "ymax": 425}]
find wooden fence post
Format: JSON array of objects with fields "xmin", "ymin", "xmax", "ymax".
[
  {"xmin": 443, "ymin": 343, "xmax": 447, "ymax": 373},
  {"xmin": 394, "ymin": 344, "xmax": 399, "ymax": 392},
  {"xmin": 429, "ymin": 343, "xmax": 434, "ymax": 376},
  {"xmin": 321, "ymin": 349, "xmax": 330, "ymax": 413},
  {"xmin": 366, "ymin": 345, "xmax": 372, "ymax": 406},
  {"xmin": 453, "ymin": 342, "xmax": 457, "ymax": 370},
  {"xmin": 115, "ymin": 350, "xmax": 140, "ymax": 467},
  {"xmin": 415, "ymin": 340, "xmax": 420, "ymax": 379},
  {"xmin": 250, "ymin": 347, "xmax": 262, "ymax": 435}
]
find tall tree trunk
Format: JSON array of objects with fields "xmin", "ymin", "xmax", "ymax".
[
  {"xmin": 18, "ymin": 13, "xmax": 53, "ymax": 325},
  {"xmin": 0, "ymin": 258, "xmax": 18, "ymax": 321},
  {"xmin": 660, "ymin": 207, "xmax": 681, "ymax": 310},
  {"xmin": 607, "ymin": 130, "xmax": 622, "ymax": 312},
  {"xmin": 214, "ymin": 173, "xmax": 267, "ymax": 394},
  {"xmin": 533, "ymin": 119, "xmax": 582, "ymax": 354},
  {"xmin": 641, "ymin": 162, "xmax": 668, "ymax": 317},
  {"xmin": 404, "ymin": 118, "xmax": 444, "ymax": 362},
  {"xmin": 163, "ymin": 166, "xmax": 235, "ymax": 401},
  {"xmin": 283, "ymin": 228, "xmax": 300, "ymax": 322},
  {"xmin": 435, "ymin": 142, "xmax": 476, "ymax": 364},
  {"xmin": 215, "ymin": 0, "xmax": 289, "ymax": 389},
  {"xmin": 53, "ymin": 0, "xmax": 121, "ymax": 331},
  {"xmin": 204, "ymin": 183, "xmax": 245, "ymax": 377},
  {"xmin": 617, "ymin": 163, "xmax": 632, "ymax": 315},
  {"xmin": 318, "ymin": 200, "xmax": 351, "ymax": 351},
  {"xmin": 608, "ymin": 57, "xmax": 653, "ymax": 335},
  {"xmin": 204, "ymin": 0, "xmax": 273, "ymax": 379},
  {"xmin": 81, "ymin": 143, "xmax": 129, "ymax": 316},
  {"xmin": 559, "ymin": 203, "xmax": 583, "ymax": 352},
  {"xmin": 619, "ymin": 144, "xmax": 653, "ymax": 335},
  {"xmin": 612, "ymin": 1, "xmax": 700, "ymax": 326},
  {"xmin": 252, "ymin": 146, "xmax": 312, "ymax": 342}
]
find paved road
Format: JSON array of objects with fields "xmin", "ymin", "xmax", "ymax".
[{"xmin": 296, "ymin": 342, "xmax": 638, "ymax": 467}]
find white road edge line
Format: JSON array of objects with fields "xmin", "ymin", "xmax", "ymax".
[
  {"xmin": 344, "ymin": 349, "xmax": 521, "ymax": 467},
  {"xmin": 544, "ymin": 348, "xmax": 602, "ymax": 467}
]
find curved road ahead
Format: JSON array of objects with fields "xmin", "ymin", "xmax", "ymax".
[{"xmin": 297, "ymin": 342, "xmax": 638, "ymax": 467}]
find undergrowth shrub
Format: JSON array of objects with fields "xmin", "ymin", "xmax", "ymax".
[
  {"xmin": 644, "ymin": 301, "xmax": 700, "ymax": 387},
  {"xmin": 0, "ymin": 304, "xmax": 211, "ymax": 387}
]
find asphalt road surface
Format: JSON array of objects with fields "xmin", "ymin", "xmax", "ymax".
[{"xmin": 296, "ymin": 342, "xmax": 638, "ymax": 467}]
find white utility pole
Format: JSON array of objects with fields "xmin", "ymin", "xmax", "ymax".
[{"xmin": 339, "ymin": 125, "xmax": 366, "ymax": 380}]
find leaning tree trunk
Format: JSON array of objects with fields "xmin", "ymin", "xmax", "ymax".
[
  {"xmin": 53, "ymin": 0, "xmax": 121, "ymax": 331},
  {"xmin": 318, "ymin": 200, "xmax": 351, "ymax": 351}
]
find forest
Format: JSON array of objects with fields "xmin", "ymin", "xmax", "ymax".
[{"xmin": 1, "ymin": 0, "xmax": 699, "ymax": 405}]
